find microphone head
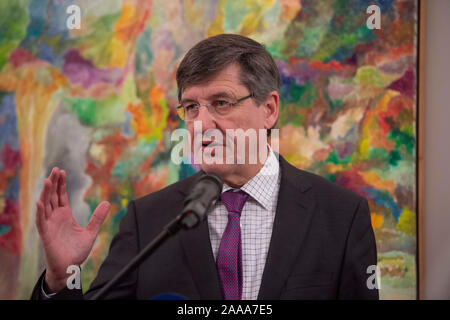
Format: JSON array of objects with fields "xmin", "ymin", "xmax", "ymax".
[
  {"xmin": 151, "ymin": 293, "xmax": 187, "ymax": 300},
  {"xmin": 197, "ymin": 172, "xmax": 223, "ymax": 194},
  {"xmin": 181, "ymin": 173, "xmax": 223, "ymax": 229}
]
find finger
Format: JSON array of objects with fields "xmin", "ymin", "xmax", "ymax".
[
  {"xmin": 36, "ymin": 201, "xmax": 47, "ymax": 234},
  {"xmin": 39, "ymin": 175, "xmax": 49, "ymax": 203},
  {"xmin": 86, "ymin": 201, "xmax": 110, "ymax": 235},
  {"xmin": 41, "ymin": 179, "xmax": 53, "ymax": 217},
  {"xmin": 57, "ymin": 170, "xmax": 69, "ymax": 207},
  {"xmin": 49, "ymin": 167, "xmax": 60, "ymax": 210},
  {"xmin": 39, "ymin": 168, "xmax": 56, "ymax": 206}
]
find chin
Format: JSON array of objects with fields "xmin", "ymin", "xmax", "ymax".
[{"xmin": 199, "ymin": 162, "xmax": 235, "ymax": 180}]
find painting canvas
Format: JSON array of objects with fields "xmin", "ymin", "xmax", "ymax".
[{"xmin": 0, "ymin": 0, "xmax": 419, "ymax": 299}]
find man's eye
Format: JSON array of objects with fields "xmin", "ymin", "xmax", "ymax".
[
  {"xmin": 185, "ymin": 104, "xmax": 198, "ymax": 111},
  {"xmin": 212, "ymin": 100, "xmax": 230, "ymax": 108}
]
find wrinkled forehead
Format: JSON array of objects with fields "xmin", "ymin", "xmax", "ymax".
[{"xmin": 178, "ymin": 62, "xmax": 247, "ymax": 101}]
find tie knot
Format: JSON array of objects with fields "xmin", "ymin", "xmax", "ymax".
[{"xmin": 220, "ymin": 189, "xmax": 249, "ymax": 216}]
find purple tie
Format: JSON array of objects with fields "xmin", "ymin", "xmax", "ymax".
[{"xmin": 216, "ymin": 189, "xmax": 249, "ymax": 300}]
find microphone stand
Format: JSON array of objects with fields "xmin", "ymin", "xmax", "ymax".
[
  {"xmin": 90, "ymin": 173, "xmax": 222, "ymax": 300},
  {"xmin": 90, "ymin": 210, "xmax": 198, "ymax": 300}
]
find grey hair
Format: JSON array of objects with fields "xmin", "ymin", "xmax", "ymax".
[{"xmin": 176, "ymin": 34, "xmax": 281, "ymax": 107}]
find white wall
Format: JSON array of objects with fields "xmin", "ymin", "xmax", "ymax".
[{"xmin": 423, "ymin": 0, "xmax": 450, "ymax": 300}]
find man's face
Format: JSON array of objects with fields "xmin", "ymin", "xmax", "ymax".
[{"xmin": 181, "ymin": 63, "xmax": 277, "ymax": 182}]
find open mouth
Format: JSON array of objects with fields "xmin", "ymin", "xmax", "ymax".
[
  {"xmin": 201, "ymin": 141, "xmax": 212, "ymax": 151},
  {"xmin": 201, "ymin": 141, "xmax": 223, "ymax": 151}
]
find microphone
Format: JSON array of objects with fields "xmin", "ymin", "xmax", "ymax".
[
  {"xmin": 151, "ymin": 293, "xmax": 187, "ymax": 300},
  {"xmin": 90, "ymin": 173, "xmax": 222, "ymax": 300},
  {"xmin": 180, "ymin": 173, "xmax": 222, "ymax": 229}
]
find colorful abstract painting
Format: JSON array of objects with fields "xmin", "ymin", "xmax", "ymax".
[{"xmin": 0, "ymin": 0, "xmax": 418, "ymax": 299}]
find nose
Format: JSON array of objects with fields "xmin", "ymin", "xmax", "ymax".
[{"xmin": 196, "ymin": 105, "xmax": 217, "ymax": 131}]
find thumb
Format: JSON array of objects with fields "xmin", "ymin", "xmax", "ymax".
[{"xmin": 86, "ymin": 201, "xmax": 110, "ymax": 235}]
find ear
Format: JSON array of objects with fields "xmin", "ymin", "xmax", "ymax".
[{"xmin": 261, "ymin": 91, "xmax": 279, "ymax": 130}]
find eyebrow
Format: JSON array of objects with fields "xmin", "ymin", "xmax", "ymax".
[
  {"xmin": 208, "ymin": 92, "xmax": 234, "ymax": 100},
  {"xmin": 180, "ymin": 91, "xmax": 235, "ymax": 105}
]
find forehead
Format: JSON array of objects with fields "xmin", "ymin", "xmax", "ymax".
[{"xmin": 181, "ymin": 63, "xmax": 247, "ymax": 100}]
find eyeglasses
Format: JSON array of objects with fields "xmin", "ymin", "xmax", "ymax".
[{"xmin": 176, "ymin": 93, "xmax": 253, "ymax": 121}]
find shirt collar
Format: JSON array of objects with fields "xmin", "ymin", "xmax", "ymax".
[{"xmin": 222, "ymin": 146, "xmax": 280, "ymax": 210}]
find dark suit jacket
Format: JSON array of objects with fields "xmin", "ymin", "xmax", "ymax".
[{"xmin": 31, "ymin": 155, "xmax": 378, "ymax": 300}]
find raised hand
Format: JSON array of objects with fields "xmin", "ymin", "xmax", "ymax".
[{"xmin": 35, "ymin": 167, "xmax": 110, "ymax": 292}]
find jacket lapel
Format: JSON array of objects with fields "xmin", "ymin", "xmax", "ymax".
[
  {"xmin": 177, "ymin": 173, "xmax": 223, "ymax": 299},
  {"xmin": 176, "ymin": 155, "xmax": 316, "ymax": 300},
  {"xmin": 258, "ymin": 156, "xmax": 316, "ymax": 299}
]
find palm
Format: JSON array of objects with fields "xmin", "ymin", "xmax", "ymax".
[
  {"xmin": 41, "ymin": 206, "xmax": 92, "ymax": 268},
  {"xmin": 35, "ymin": 167, "xmax": 110, "ymax": 288}
]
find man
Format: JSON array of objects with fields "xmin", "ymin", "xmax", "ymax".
[{"xmin": 31, "ymin": 34, "xmax": 378, "ymax": 300}]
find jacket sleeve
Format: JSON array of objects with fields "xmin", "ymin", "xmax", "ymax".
[
  {"xmin": 337, "ymin": 198, "xmax": 379, "ymax": 300},
  {"xmin": 30, "ymin": 200, "xmax": 140, "ymax": 300}
]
